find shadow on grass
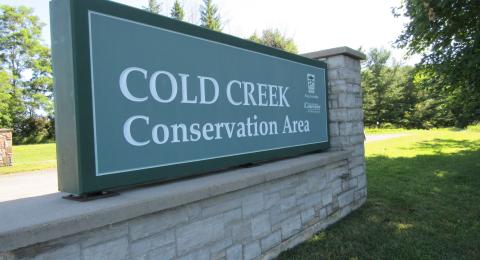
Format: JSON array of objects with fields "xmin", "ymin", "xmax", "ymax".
[
  {"xmin": 279, "ymin": 140, "xmax": 480, "ymax": 260},
  {"xmin": 410, "ymin": 138, "xmax": 480, "ymax": 153}
]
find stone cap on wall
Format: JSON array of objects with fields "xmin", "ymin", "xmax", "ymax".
[
  {"xmin": 0, "ymin": 129, "xmax": 12, "ymax": 133},
  {"xmin": 302, "ymin": 46, "xmax": 366, "ymax": 61}
]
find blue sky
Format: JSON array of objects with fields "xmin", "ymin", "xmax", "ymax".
[{"xmin": 2, "ymin": 0, "xmax": 420, "ymax": 65}]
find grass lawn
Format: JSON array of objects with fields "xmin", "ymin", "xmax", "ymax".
[
  {"xmin": 0, "ymin": 143, "xmax": 56, "ymax": 175},
  {"xmin": 279, "ymin": 127, "xmax": 480, "ymax": 259}
]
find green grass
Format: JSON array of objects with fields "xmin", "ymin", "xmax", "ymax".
[
  {"xmin": 0, "ymin": 143, "xmax": 56, "ymax": 174},
  {"xmin": 279, "ymin": 128, "xmax": 480, "ymax": 259},
  {"xmin": 364, "ymin": 127, "xmax": 410, "ymax": 135}
]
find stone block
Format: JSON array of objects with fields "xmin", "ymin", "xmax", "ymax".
[
  {"xmin": 329, "ymin": 108, "xmax": 348, "ymax": 121},
  {"xmin": 326, "ymin": 55, "xmax": 346, "ymax": 69},
  {"xmin": 141, "ymin": 244, "xmax": 176, "ymax": 260},
  {"xmin": 349, "ymin": 155, "xmax": 364, "ymax": 168},
  {"xmin": 261, "ymin": 230, "xmax": 281, "ymax": 251},
  {"xmin": 201, "ymin": 192, "xmax": 242, "ymax": 217},
  {"xmin": 321, "ymin": 189, "xmax": 333, "ymax": 206},
  {"xmin": 130, "ymin": 230, "xmax": 175, "ymax": 257},
  {"xmin": 242, "ymin": 192, "xmax": 264, "ymax": 217},
  {"xmin": 129, "ymin": 206, "xmax": 191, "ymax": 241},
  {"xmin": 280, "ymin": 215, "xmax": 301, "ymax": 239},
  {"xmin": 223, "ymin": 208, "xmax": 242, "ymax": 225},
  {"xmin": 178, "ymin": 248, "xmax": 209, "ymax": 260},
  {"xmin": 226, "ymin": 244, "xmax": 242, "ymax": 260},
  {"xmin": 251, "ymin": 213, "xmax": 271, "ymax": 238},
  {"xmin": 279, "ymin": 196, "xmax": 296, "ymax": 211},
  {"xmin": 244, "ymin": 241, "xmax": 261, "ymax": 260},
  {"xmin": 80, "ymin": 223, "xmax": 128, "ymax": 248},
  {"xmin": 329, "ymin": 122, "xmax": 339, "ymax": 137},
  {"xmin": 338, "ymin": 190, "xmax": 354, "ymax": 208},
  {"xmin": 83, "ymin": 237, "xmax": 128, "ymax": 260},
  {"xmin": 263, "ymin": 192, "xmax": 280, "ymax": 209},
  {"xmin": 357, "ymin": 174, "xmax": 367, "ymax": 189},
  {"xmin": 176, "ymin": 215, "xmax": 224, "ymax": 254},
  {"xmin": 300, "ymin": 208, "xmax": 316, "ymax": 225},
  {"xmin": 231, "ymin": 220, "xmax": 252, "ymax": 242},
  {"xmin": 210, "ymin": 238, "xmax": 233, "ymax": 257},
  {"xmin": 351, "ymin": 165, "xmax": 364, "ymax": 177}
]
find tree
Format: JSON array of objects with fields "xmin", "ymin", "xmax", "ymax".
[
  {"xmin": 143, "ymin": 0, "xmax": 162, "ymax": 14},
  {"xmin": 249, "ymin": 29, "xmax": 298, "ymax": 53},
  {"xmin": 170, "ymin": 0, "xmax": 185, "ymax": 21},
  {"xmin": 362, "ymin": 48, "xmax": 400, "ymax": 126},
  {"xmin": 394, "ymin": 0, "xmax": 480, "ymax": 127},
  {"xmin": 0, "ymin": 5, "xmax": 53, "ymax": 143},
  {"xmin": 0, "ymin": 70, "xmax": 13, "ymax": 127},
  {"xmin": 200, "ymin": 0, "xmax": 222, "ymax": 31}
]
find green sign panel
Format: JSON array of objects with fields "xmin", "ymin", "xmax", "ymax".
[{"xmin": 51, "ymin": 0, "xmax": 329, "ymax": 195}]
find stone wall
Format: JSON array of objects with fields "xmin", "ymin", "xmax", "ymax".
[
  {"xmin": 0, "ymin": 129, "xmax": 13, "ymax": 167},
  {"xmin": 3, "ymin": 152, "xmax": 364, "ymax": 260},
  {"xmin": 0, "ymin": 47, "xmax": 366, "ymax": 260}
]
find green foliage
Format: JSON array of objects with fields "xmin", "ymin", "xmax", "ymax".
[
  {"xmin": 362, "ymin": 48, "xmax": 403, "ymax": 126},
  {"xmin": 249, "ymin": 29, "xmax": 298, "ymax": 54},
  {"xmin": 143, "ymin": 0, "xmax": 162, "ymax": 14},
  {"xmin": 200, "ymin": 0, "xmax": 222, "ymax": 31},
  {"xmin": 0, "ymin": 5, "xmax": 53, "ymax": 143},
  {"xmin": 279, "ymin": 129, "xmax": 480, "ymax": 259},
  {"xmin": 361, "ymin": 47, "xmax": 477, "ymax": 129},
  {"xmin": 395, "ymin": 0, "xmax": 480, "ymax": 127},
  {"xmin": 170, "ymin": 0, "xmax": 185, "ymax": 21},
  {"xmin": 0, "ymin": 70, "xmax": 13, "ymax": 127}
]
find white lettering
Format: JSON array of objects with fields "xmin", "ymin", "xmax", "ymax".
[
  {"xmin": 123, "ymin": 115, "xmax": 150, "ymax": 146},
  {"xmin": 119, "ymin": 67, "xmax": 148, "ymax": 102},
  {"xmin": 150, "ymin": 71, "xmax": 177, "ymax": 103}
]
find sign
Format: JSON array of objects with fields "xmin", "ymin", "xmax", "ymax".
[{"xmin": 50, "ymin": 0, "xmax": 329, "ymax": 195}]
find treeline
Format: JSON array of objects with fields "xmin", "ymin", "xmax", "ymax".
[
  {"xmin": 361, "ymin": 47, "xmax": 476, "ymax": 129},
  {"xmin": 0, "ymin": 1, "xmax": 297, "ymax": 144}
]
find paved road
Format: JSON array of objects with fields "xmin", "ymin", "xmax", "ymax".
[
  {"xmin": 0, "ymin": 169, "xmax": 58, "ymax": 202},
  {"xmin": 0, "ymin": 133, "xmax": 409, "ymax": 202}
]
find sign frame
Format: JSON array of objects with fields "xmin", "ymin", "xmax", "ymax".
[{"xmin": 50, "ymin": 0, "xmax": 330, "ymax": 195}]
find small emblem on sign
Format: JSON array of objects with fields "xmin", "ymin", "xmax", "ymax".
[{"xmin": 307, "ymin": 74, "xmax": 315, "ymax": 94}]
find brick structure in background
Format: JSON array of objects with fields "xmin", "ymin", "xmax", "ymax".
[
  {"xmin": 0, "ymin": 129, "xmax": 13, "ymax": 167},
  {"xmin": 0, "ymin": 47, "xmax": 366, "ymax": 260}
]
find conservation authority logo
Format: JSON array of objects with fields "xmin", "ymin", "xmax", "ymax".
[
  {"xmin": 304, "ymin": 73, "xmax": 321, "ymax": 113},
  {"xmin": 307, "ymin": 73, "xmax": 315, "ymax": 94}
]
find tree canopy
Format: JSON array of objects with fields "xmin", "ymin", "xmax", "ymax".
[
  {"xmin": 249, "ymin": 29, "xmax": 298, "ymax": 54},
  {"xmin": 0, "ymin": 5, "xmax": 54, "ymax": 143},
  {"xmin": 394, "ymin": 0, "xmax": 480, "ymax": 127}
]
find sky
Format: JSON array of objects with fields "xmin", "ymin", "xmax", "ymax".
[{"xmin": 1, "ymin": 0, "xmax": 421, "ymax": 65}]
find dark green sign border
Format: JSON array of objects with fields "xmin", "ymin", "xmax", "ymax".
[{"xmin": 51, "ymin": 0, "xmax": 330, "ymax": 195}]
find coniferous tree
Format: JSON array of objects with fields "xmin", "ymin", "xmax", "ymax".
[
  {"xmin": 170, "ymin": 0, "xmax": 185, "ymax": 21},
  {"xmin": 200, "ymin": 0, "xmax": 221, "ymax": 31},
  {"xmin": 143, "ymin": 0, "xmax": 162, "ymax": 14}
]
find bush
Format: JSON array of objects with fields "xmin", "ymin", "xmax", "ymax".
[{"xmin": 13, "ymin": 116, "xmax": 55, "ymax": 145}]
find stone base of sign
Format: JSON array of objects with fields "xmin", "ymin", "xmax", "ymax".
[
  {"xmin": 0, "ymin": 129, "xmax": 13, "ymax": 167},
  {"xmin": 0, "ymin": 151, "xmax": 365, "ymax": 260},
  {"xmin": 0, "ymin": 47, "xmax": 366, "ymax": 259}
]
